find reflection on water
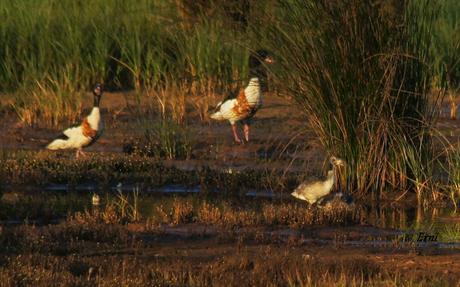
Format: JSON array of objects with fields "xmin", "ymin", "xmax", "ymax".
[
  {"xmin": 362, "ymin": 203, "xmax": 458, "ymax": 232},
  {"xmin": 0, "ymin": 186, "xmax": 458, "ymax": 238}
]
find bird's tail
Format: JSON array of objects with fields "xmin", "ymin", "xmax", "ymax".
[
  {"xmin": 209, "ymin": 110, "xmax": 225, "ymax": 121},
  {"xmin": 208, "ymin": 101, "xmax": 225, "ymax": 121},
  {"xmin": 46, "ymin": 139, "xmax": 70, "ymax": 150}
]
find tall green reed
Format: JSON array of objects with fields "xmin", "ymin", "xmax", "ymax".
[
  {"xmin": 432, "ymin": 0, "xmax": 460, "ymax": 119},
  {"xmin": 265, "ymin": 0, "xmax": 440, "ymax": 200}
]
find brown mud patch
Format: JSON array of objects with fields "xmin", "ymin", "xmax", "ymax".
[
  {"xmin": 0, "ymin": 92, "xmax": 325, "ymax": 173},
  {"xmin": 2, "ymin": 92, "xmax": 460, "ymax": 189},
  {"xmin": 0, "ymin": 220, "xmax": 459, "ymax": 286}
]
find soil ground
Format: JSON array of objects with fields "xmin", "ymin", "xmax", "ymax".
[
  {"xmin": 0, "ymin": 92, "xmax": 326, "ymax": 174},
  {"xmin": 0, "ymin": 221, "xmax": 459, "ymax": 286},
  {"xmin": 1, "ymin": 92, "xmax": 460, "ymax": 286}
]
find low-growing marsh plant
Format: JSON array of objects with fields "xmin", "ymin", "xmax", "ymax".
[
  {"xmin": 0, "ymin": 150, "xmax": 285, "ymax": 191},
  {"xmin": 113, "ymin": 189, "xmax": 141, "ymax": 222},
  {"xmin": 70, "ymin": 190, "xmax": 141, "ymax": 225},
  {"xmin": 136, "ymin": 117, "xmax": 193, "ymax": 160},
  {"xmin": 154, "ymin": 198, "xmax": 194, "ymax": 225},
  {"xmin": 151, "ymin": 198, "xmax": 361, "ymax": 228},
  {"xmin": 0, "ymin": 237, "xmax": 454, "ymax": 287}
]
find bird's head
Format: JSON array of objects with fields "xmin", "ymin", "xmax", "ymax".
[
  {"xmin": 330, "ymin": 156, "xmax": 345, "ymax": 167},
  {"xmin": 93, "ymin": 83, "xmax": 103, "ymax": 96},
  {"xmin": 249, "ymin": 49, "xmax": 274, "ymax": 92},
  {"xmin": 92, "ymin": 83, "xmax": 104, "ymax": 107},
  {"xmin": 249, "ymin": 49, "xmax": 275, "ymax": 69}
]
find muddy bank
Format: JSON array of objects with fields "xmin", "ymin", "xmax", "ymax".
[
  {"xmin": 0, "ymin": 151, "xmax": 304, "ymax": 193},
  {"xmin": 0, "ymin": 218, "xmax": 459, "ymax": 286},
  {"xmin": 0, "ymin": 94, "xmax": 327, "ymax": 190},
  {"xmin": 2, "ymin": 93, "xmax": 460, "ymax": 206},
  {"xmin": 0, "ymin": 185, "xmax": 458, "ymax": 286}
]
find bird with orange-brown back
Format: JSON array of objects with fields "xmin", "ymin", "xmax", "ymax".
[
  {"xmin": 47, "ymin": 83, "xmax": 104, "ymax": 159},
  {"xmin": 210, "ymin": 50, "xmax": 274, "ymax": 143}
]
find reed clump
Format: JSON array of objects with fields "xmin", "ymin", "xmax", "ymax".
[
  {"xmin": 432, "ymin": 0, "xmax": 460, "ymax": 120},
  {"xmin": 266, "ymin": 0, "xmax": 441, "ymax": 201},
  {"xmin": 124, "ymin": 117, "xmax": 193, "ymax": 160},
  {"xmin": 445, "ymin": 145, "xmax": 460, "ymax": 210}
]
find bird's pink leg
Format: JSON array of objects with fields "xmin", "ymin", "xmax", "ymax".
[
  {"xmin": 243, "ymin": 124, "xmax": 250, "ymax": 142},
  {"xmin": 231, "ymin": 124, "xmax": 242, "ymax": 143},
  {"xmin": 76, "ymin": 149, "xmax": 86, "ymax": 159}
]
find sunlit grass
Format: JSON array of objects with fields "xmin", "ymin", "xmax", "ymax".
[
  {"xmin": 0, "ymin": 0, "xmax": 250, "ymax": 127},
  {"xmin": 264, "ymin": 0, "xmax": 442, "ymax": 203}
]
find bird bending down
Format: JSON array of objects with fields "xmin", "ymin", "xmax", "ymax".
[
  {"xmin": 210, "ymin": 49, "xmax": 274, "ymax": 143},
  {"xmin": 291, "ymin": 156, "xmax": 345, "ymax": 205},
  {"xmin": 46, "ymin": 83, "xmax": 104, "ymax": 159}
]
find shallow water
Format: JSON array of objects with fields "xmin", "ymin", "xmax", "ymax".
[
  {"xmin": 1, "ymin": 185, "xmax": 459, "ymax": 244},
  {"xmin": 43, "ymin": 182, "xmax": 458, "ymax": 231}
]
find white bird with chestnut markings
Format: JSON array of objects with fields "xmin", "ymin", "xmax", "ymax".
[
  {"xmin": 46, "ymin": 83, "xmax": 104, "ymax": 159},
  {"xmin": 210, "ymin": 49, "xmax": 274, "ymax": 143}
]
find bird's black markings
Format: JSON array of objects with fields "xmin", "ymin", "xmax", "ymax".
[
  {"xmin": 55, "ymin": 133, "xmax": 69, "ymax": 141},
  {"xmin": 213, "ymin": 87, "xmax": 240, "ymax": 112}
]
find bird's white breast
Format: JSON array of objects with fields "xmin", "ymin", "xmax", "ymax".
[
  {"xmin": 87, "ymin": 107, "xmax": 101, "ymax": 130},
  {"xmin": 244, "ymin": 78, "xmax": 262, "ymax": 108}
]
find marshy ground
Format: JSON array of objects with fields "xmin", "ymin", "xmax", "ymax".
[
  {"xmin": 1, "ymin": 0, "xmax": 460, "ymax": 285},
  {"xmin": 1, "ymin": 93, "xmax": 460, "ymax": 286}
]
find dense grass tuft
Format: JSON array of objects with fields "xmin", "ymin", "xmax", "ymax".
[{"xmin": 265, "ymin": 0, "xmax": 441, "ymax": 200}]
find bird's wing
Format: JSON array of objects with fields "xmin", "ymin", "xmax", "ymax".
[
  {"xmin": 62, "ymin": 125, "xmax": 83, "ymax": 139},
  {"xmin": 216, "ymin": 99, "xmax": 238, "ymax": 116},
  {"xmin": 59, "ymin": 114, "xmax": 88, "ymax": 138},
  {"xmin": 53, "ymin": 114, "xmax": 98, "ymax": 141},
  {"xmin": 47, "ymin": 125, "xmax": 83, "ymax": 150},
  {"xmin": 213, "ymin": 87, "xmax": 241, "ymax": 112}
]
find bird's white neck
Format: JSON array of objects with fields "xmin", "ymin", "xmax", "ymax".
[
  {"xmin": 244, "ymin": 77, "xmax": 262, "ymax": 106},
  {"xmin": 324, "ymin": 169, "xmax": 335, "ymax": 191},
  {"xmin": 87, "ymin": 107, "xmax": 101, "ymax": 129}
]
